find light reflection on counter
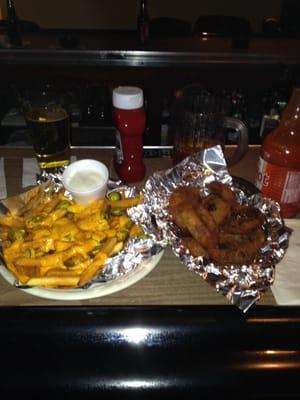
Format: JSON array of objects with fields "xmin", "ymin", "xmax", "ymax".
[{"xmin": 238, "ymin": 350, "xmax": 300, "ymax": 370}]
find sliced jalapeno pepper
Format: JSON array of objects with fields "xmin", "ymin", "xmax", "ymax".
[{"xmin": 107, "ymin": 191, "xmax": 121, "ymax": 201}]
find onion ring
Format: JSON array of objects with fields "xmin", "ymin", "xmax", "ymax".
[
  {"xmin": 203, "ymin": 194, "xmax": 231, "ymax": 225},
  {"xmin": 225, "ymin": 204, "xmax": 264, "ymax": 234},
  {"xmin": 209, "ymin": 227, "xmax": 266, "ymax": 265},
  {"xmin": 180, "ymin": 237, "xmax": 208, "ymax": 258},
  {"xmin": 168, "ymin": 182, "xmax": 266, "ymax": 266},
  {"xmin": 168, "ymin": 187, "xmax": 218, "ymax": 248},
  {"xmin": 207, "ymin": 181, "xmax": 237, "ymax": 205}
]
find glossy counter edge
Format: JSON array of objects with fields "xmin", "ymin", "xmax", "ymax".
[{"xmin": 0, "ymin": 305, "xmax": 300, "ymax": 399}]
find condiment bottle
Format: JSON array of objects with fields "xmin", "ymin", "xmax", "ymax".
[
  {"xmin": 255, "ymin": 88, "xmax": 300, "ymax": 218},
  {"xmin": 112, "ymin": 86, "xmax": 146, "ymax": 183}
]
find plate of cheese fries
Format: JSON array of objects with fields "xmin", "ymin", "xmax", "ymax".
[{"xmin": 0, "ymin": 170, "xmax": 164, "ymax": 300}]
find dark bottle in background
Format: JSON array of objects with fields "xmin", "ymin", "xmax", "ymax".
[
  {"xmin": 6, "ymin": 0, "xmax": 22, "ymax": 47},
  {"xmin": 137, "ymin": 0, "xmax": 150, "ymax": 47}
]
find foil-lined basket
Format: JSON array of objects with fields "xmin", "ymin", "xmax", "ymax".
[{"xmin": 128, "ymin": 145, "xmax": 290, "ymax": 312}]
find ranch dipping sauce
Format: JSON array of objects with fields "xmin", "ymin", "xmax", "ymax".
[
  {"xmin": 66, "ymin": 170, "xmax": 105, "ymax": 192},
  {"xmin": 62, "ymin": 159, "xmax": 109, "ymax": 205}
]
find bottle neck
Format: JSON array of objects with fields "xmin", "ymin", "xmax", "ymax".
[
  {"xmin": 281, "ymin": 88, "xmax": 300, "ymax": 122},
  {"xmin": 6, "ymin": 0, "xmax": 22, "ymax": 47},
  {"xmin": 6, "ymin": 0, "xmax": 17, "ymax": 21},
  {"xmin": 139, "ymin": 0, "xmax": 149, "ymax": 20}
]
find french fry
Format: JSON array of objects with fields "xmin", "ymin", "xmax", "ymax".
[
  {"xmin": 78, "ymin": 252, "xmax": 108, "ymax": 287},
  {"xmin": 14, "ymin": 253, "xmax": 63, "ymax": 269},
  {"xmin": 0, "ymin": 214, "xmax": 23, "ymax": 228},
  {"xmin": 15, "ymin": 264, "xmax": 40, "ymax": 279},
  {"xmin": 107, "ymin": 196, "xmax": 142, "ymax": 209},
  {"xmin": 99, "ymin": 237, "xmax": 118, "ymax": 256},
  {"xmin": 129, "ymin": 224, "xmax": 144, "ymax": 237},
  {"xmin": 14, "ymin": 258, "xmax": 67, "ymax": 277},
  {"xmin": 39, "ymin": 193, "xmax": 64, "ymax": 214},
  {"xmin": 110, "ymin": 241, "xmax": 124, "ymax": 256},
  {"xmin": 77, "ymin": 213, "xmax": 109, "ymax": 231},
  {"xmin": 26, "ymin": 275, "xmax": 80, "ymax": 288},
  {"xmin": 73, "ymin": 199, "xmax": 106, "ymax": 219},
  {"xmin": 19, "ymin": 238, "xmax": 55, "ymax": 253},
  {"xmin": 8, "ymin": 264, "xmax": 31, "ymax": 284},
  {"xmin": 54, "ymin": 240, "xmax": 74, "ymax": 252},
  {"xmin": 103, "ymin": 229, "xmax": 117, "ymax": 238},
  {"xmin": 62, "ymin": 245, "xmax": 89, "ymax": 261},
  {"xmin": 31, "ymin": 228, "xmax": 51, "ymax": 240},
  {"xmin": 52, "ymin": 221, "xmax": 79, "ymax": 240},
  {"xmin": 45, "ymin": 268, "xmax": 83, "ymax": 277}
]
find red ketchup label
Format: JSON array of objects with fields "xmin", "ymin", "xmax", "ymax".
[{"xmin": 256, "ymin": 156, "xmax": 300, "ymax": 204}]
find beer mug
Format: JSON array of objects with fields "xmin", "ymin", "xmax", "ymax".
[
  {"xmin": 170, "ymin": 85, "xmax": 248, "ymax": 166},
  {"xmin": 23, "ymin": 83, "xmax": 71, "ymax": 170}
]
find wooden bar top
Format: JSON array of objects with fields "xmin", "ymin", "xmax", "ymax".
[{"xmin": 0, "ymin": 145, "xmax": 277, "ymax": 306}]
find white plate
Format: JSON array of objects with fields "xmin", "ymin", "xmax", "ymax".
[{"xmin": 0, "ymin": 250, "xmax": 164, "ymax": 301}]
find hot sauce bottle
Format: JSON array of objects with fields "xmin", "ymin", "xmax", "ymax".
[
  {"xmin": 112, "ymin": 86, "xmax": 146, "ymax": 183},
  {"xmin": 255, "ymin": 88, "xmax": 300, "ymax": 218}
]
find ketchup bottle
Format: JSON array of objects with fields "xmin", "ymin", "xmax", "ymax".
[
  {"xmin": 255, "ymin": 88, "xmax": 300, "ymax": 218},
  {"xmin": 112, "ymin": 86, "xmax": 146, "ymax": 183}
]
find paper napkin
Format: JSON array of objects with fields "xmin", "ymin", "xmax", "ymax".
[
  {"xmin": 271, "ymin": 219, "xmax": 300, "ymax": 305},
  {"xmin": 0, "ymin": 158, "xmax": 7, "ymax": 199}
]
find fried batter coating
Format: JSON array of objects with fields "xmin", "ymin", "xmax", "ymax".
[
  {"xmin": 209, "ymin": 227, "xmax": 266, "ymax": 265},
  {"xmin": 168, "ymin": 182, "xmax": 266, "ymax": 266},
  {"xmin": 207, "ymin": 181, "xmax": 237, "ymax": 205},
  {"xmin": 168, "ymin": 187, "xmax": 198, "ymax": 234},
  {"xmin": 178, "ymin": 203, "xmax": 218, "ymax": 248},
  {"xmin": 180, "ymin": 237, "xmax": 208, "ymax": 258},
  {"xmin": 194, "ymin": 201, "xmax": 218, "ymax": 238},
  {"xmin": 224, "ymin": 205, "xmax": 264, "ymax": 234},
  {"xmin": 203, "ymin": 194, "xmax": 231, "ymax": 225},
  {"xmin": 168, "ymin": 187, "xmax": 218, "ymax": 248},
  {"xmin": 168, "ymin": 186, "xmax": 200, "ymax": 214}
]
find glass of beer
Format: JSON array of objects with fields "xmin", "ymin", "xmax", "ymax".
[
  {"xmin": 23, "ymin": 84, "xmax": 71, "ymax": 170},
  {"xmin": 170, "ymin": 85, "xmax": 248, "ymax": 166}
]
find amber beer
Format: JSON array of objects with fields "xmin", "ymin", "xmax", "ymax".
[
  {"xmin": 173, "ymin": 137, "xmax": 221, "ymax": 165},
  {"xmin": 170, "ymin": 85, "xmax": 248, "ymax": 166},
  {"xmin": 25, "ymin": 107, "xmax": 71, "ymax": 169}
]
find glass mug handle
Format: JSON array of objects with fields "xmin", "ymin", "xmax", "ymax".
[{"xmin": 224, "ymin": 116, "xmax": 248, "ymax": 166}]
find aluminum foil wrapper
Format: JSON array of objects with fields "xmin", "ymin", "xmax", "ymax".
[
  {"xmin": 36, "ymin": 166, "xmax": 68, "ymax": 187},
  {"xmin": 84, "ymin": 186, "xmax": 164, "ymax": 286},
  {"xmin": 128, "ymin": 145, "xmax": 290, "ymax": 312},
  {"xmin": 36, "ymin": 167, "xmax": 124, "ymax": 192}
]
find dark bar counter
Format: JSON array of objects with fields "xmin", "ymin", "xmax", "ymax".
[{"xmin": 1, "ymin": 305, "xmax": 300, "ymax": 399}]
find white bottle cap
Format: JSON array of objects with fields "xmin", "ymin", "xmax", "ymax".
[{"xmin": 113, "ymin": 86, "xmax": 144, "ymax": 110}]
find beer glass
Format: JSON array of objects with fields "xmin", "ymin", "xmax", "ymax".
[
  {"xmin": 23, "ymin": 84, "xmax": 71, "ymax": 170},
  {"xmin": 170, "ymin": 85, "xmax": 248, "ymax": 166}
]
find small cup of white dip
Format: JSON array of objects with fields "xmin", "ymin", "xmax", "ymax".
[{"xmin": 62, "ymin": 159, "xmax": 109, "ymax": 205}]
